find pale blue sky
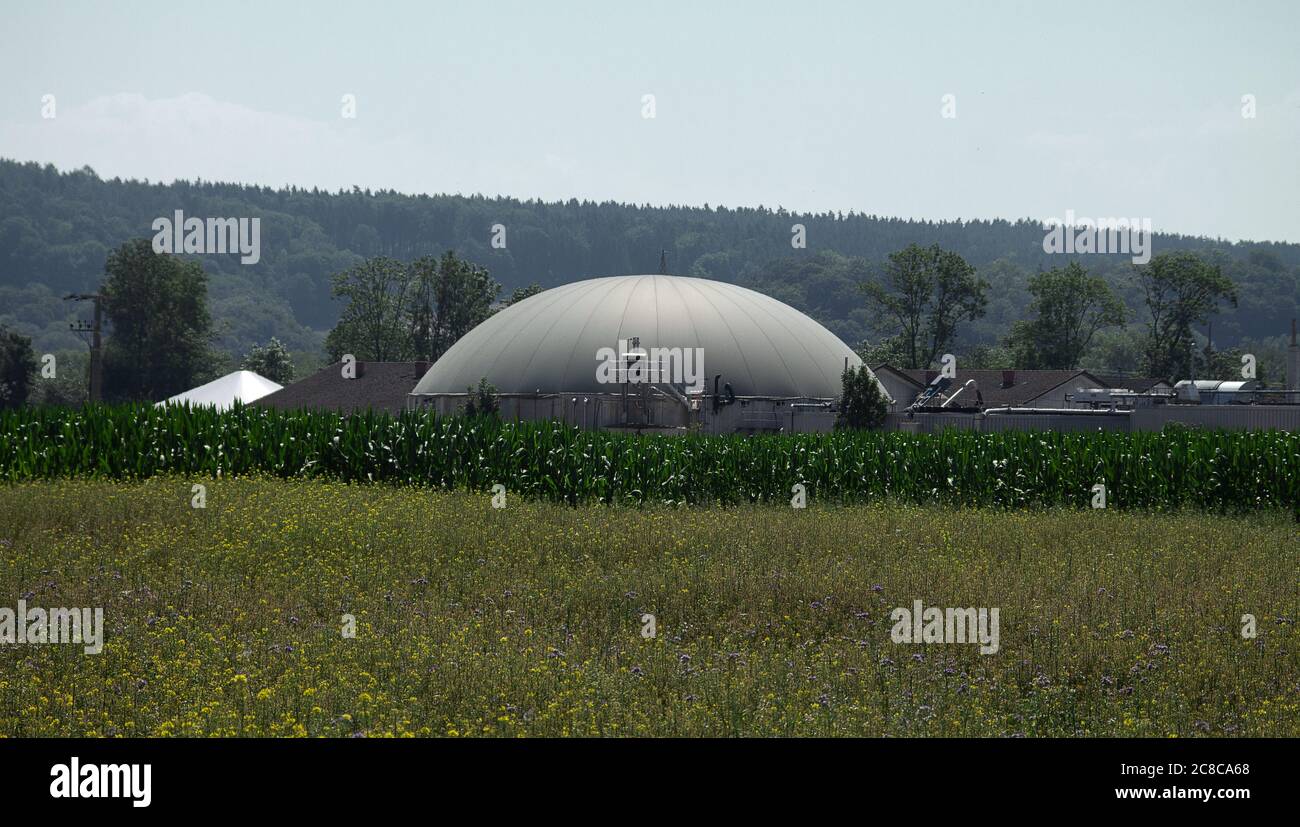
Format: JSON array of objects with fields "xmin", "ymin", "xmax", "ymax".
[{"xmin": 3, "ymin": 0, "xmax": 1297, "ymax": 241}]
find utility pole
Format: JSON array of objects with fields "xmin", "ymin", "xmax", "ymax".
[
  {"xmin": 622, "ymin": 335, "xmax": 640, "ymax": 426},
  {"xmin": 64, "ymin": 291, "xmax": 104, "ymax": 402}
]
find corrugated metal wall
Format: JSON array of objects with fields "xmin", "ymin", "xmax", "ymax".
[
  {"xmin": 982, "ymin": 413, "xmax": 1129, "ymax": 432},
  {"xmin": 884, "ymin": 412, "xmax": 982, "ymax": 433},
  {"xmin": 1133, "ymin": 406, "xmax": 1300, "ymax": 431},
  {"xmin": 886, "ymin": 406, "xmax": 1300, "ymax": 433}
]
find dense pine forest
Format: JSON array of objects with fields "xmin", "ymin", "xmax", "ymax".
[{"xmin": 2, "ymin": 158, "xmax": 1298, "ymax": 367}]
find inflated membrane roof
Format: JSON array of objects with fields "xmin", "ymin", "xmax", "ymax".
[{"xmin": 412, "ymin": 274, "xmax": 866, "ymax": 398}]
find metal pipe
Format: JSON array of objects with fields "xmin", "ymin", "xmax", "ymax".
[
  {"xmin": 982, "ymin": 406, "xmax": 1130, "ymax": 416},
  {"xmin": 941, "ymin": 379, "xmax": 977, "ymax": 408}
]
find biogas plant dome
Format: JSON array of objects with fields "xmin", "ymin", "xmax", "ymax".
[{"xmin": 411, "ymin": 274, "xmax": 864, "ymax": 400}]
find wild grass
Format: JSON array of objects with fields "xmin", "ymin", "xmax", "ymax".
[{"xmin": 1, "ymin": 477, "xmax": 1295, "ymax": 736}]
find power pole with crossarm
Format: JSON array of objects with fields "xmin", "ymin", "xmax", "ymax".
[{"xmin": 64, "ymin": 291, "xmax": 104, "ymax": 402}]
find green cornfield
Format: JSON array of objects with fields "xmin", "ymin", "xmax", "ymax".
[{"xmin": 1, "ymin": 403, "xmax": 1298, "ymax": 512}]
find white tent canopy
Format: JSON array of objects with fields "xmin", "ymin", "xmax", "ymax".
[{"xmin": 156, "ymin": 370, "xmax": 282, "ymax": 411}]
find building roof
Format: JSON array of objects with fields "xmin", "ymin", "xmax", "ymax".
[
  {"xmin": 885, "ymin": 367, "xmax": 1106, "ymax": 409},
  {"xmin": 1094, "ymin": 375, "xmax": 1172, "ymax": 393},
  {"xmin": 412, "ymin": 274, "xmax": 867, "ymax": 398},
  {"xmin": 157, "ymin": 370, "xmax": 281, "ymax": 411},
  {"xmin": 254, "ymin": 361, "xmax": 426, "ymax": 415},
  {"xmin": 872, "ymin": 365, "xmax": 925, "ymax": 389}
]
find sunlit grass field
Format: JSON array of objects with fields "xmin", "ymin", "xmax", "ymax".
[{"xmin": 1, "ymin": 477, "xmax": 1296, "ymax": 737}]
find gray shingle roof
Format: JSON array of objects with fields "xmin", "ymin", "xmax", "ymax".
[
  {"xmin": 1095, "ymin": 375, "xmax": 1171, "ymax": 393},
  {"xmin": 254, "ymin": 361, "xmax": 425, "ymax": 415},
  {"xmin": 891, "ymin": 368, "xmax": 1099, "ymax": 408}
]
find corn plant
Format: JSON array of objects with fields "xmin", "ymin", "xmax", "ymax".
[{"xmin": 1, "ymin": 403, "xmax": 1297, "ymax": 513}]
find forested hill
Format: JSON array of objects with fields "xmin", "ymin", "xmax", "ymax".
[{"xmin": 3, "ymin": 158, "xmax": 1298, "ymax": 361}]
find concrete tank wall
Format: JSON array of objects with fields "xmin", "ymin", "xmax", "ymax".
[{"xmin": 410, "ymin": 393, "xmax": 839, "ymax": 434}]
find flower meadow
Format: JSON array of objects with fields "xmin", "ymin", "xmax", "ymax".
[
  {"xmin": 1, "ymin": 477, "xmax": 1296, "ymax": 737},
  {"xmin": 2, "ymin": 403, "xmax": 1299, "ymax": 512}
]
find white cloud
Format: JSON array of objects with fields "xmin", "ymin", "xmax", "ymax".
[
  {"xmin": 2, "ymin": 88, "xmax": 1298, "ymax": 243},
  {"xmin": 0, "ymin": 92, "xmax": 424, "ymax": 191}
]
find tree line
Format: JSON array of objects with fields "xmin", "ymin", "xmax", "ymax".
[
  {"xmin": 0, "ymin": 239, "xmax": 537, "ymax": 407},
  {"xmin": 854, "ymin": 244, "xmax": 1241, "ymax": 380},
  {"xmin": 3, "ymin": 158, "xmax": 1295, "ymax": 368},
  {"xmin": 0, "ymin": 231, "xmax": 1247, "ymax": 410}
]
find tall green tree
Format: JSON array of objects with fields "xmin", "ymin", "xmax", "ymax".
[
  {"xmin": 960, "ymin": 343, "xmax": 1017, "ymax": 370},
  {"xmin": 1135, "ymin": 252, "xmax": 1238, "ymax": 378},
  {"xmin": 1078, "ymin": 327, "xmax": 1145, "ymax": 375},
  {"xmin": 327, "ymin": 252, "xmax": 502, "ymax": 363},
  {"xmin": 29, "ymin": 349, "xmax": 88, "ymax": 407},
  {"xmin": 863, "ymin": 244, "xmax": 988, "ymax": 369},
  {"xmin": 835, "ymin": 364, "xmax": 888, "ymax": 430},
  {"xmin": 1199, "ymin": 343, "xmax": 1262, "ymax": 382},
  {"xmin": 855, "ymin": 335, "xmax": 910, "ymax": 368},
  {"xmin": 240, "ymin": 337, "xmax": 295, "ymax": 384},
  {"xmin": 101, "ymin": 238, "xmax": 214, "ymax": 402},
  {"xmin": 325, "ymin": 257, "xmax": 414, "ymax": 362},
  {"xmin": 504, "ymin": 283, "xmax": 544, "ymax": 307},
  {"xmin": 408, "ymin": 256, "xmax": 436, "ymax": 363},
  {"xmin": 0, "ymin": 325, "xmax": 38, "ymax": 409},
  {"xmin": 422, "ymin": 251, "xmax": 500, "ymax": 362},
  {"xmin": 1005, "ymin": 262, "xmax": 1126, "ymax": 369}
]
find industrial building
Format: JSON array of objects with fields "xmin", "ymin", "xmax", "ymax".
[
  {"xmin": 885, "ymin": 322, "xmax": 1300, "ymax": 433},
  {"xmin": 871, "ymin": 366, "xmax": 1173, "ymax": 413},
  {"xmin": 408, "ymin": 274, "xmax": 880, "ymax": 433}
]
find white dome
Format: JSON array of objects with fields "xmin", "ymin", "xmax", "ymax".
[{"xmin": 412, "ymin": 274, "xmax": 863, "ymax": 398}]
